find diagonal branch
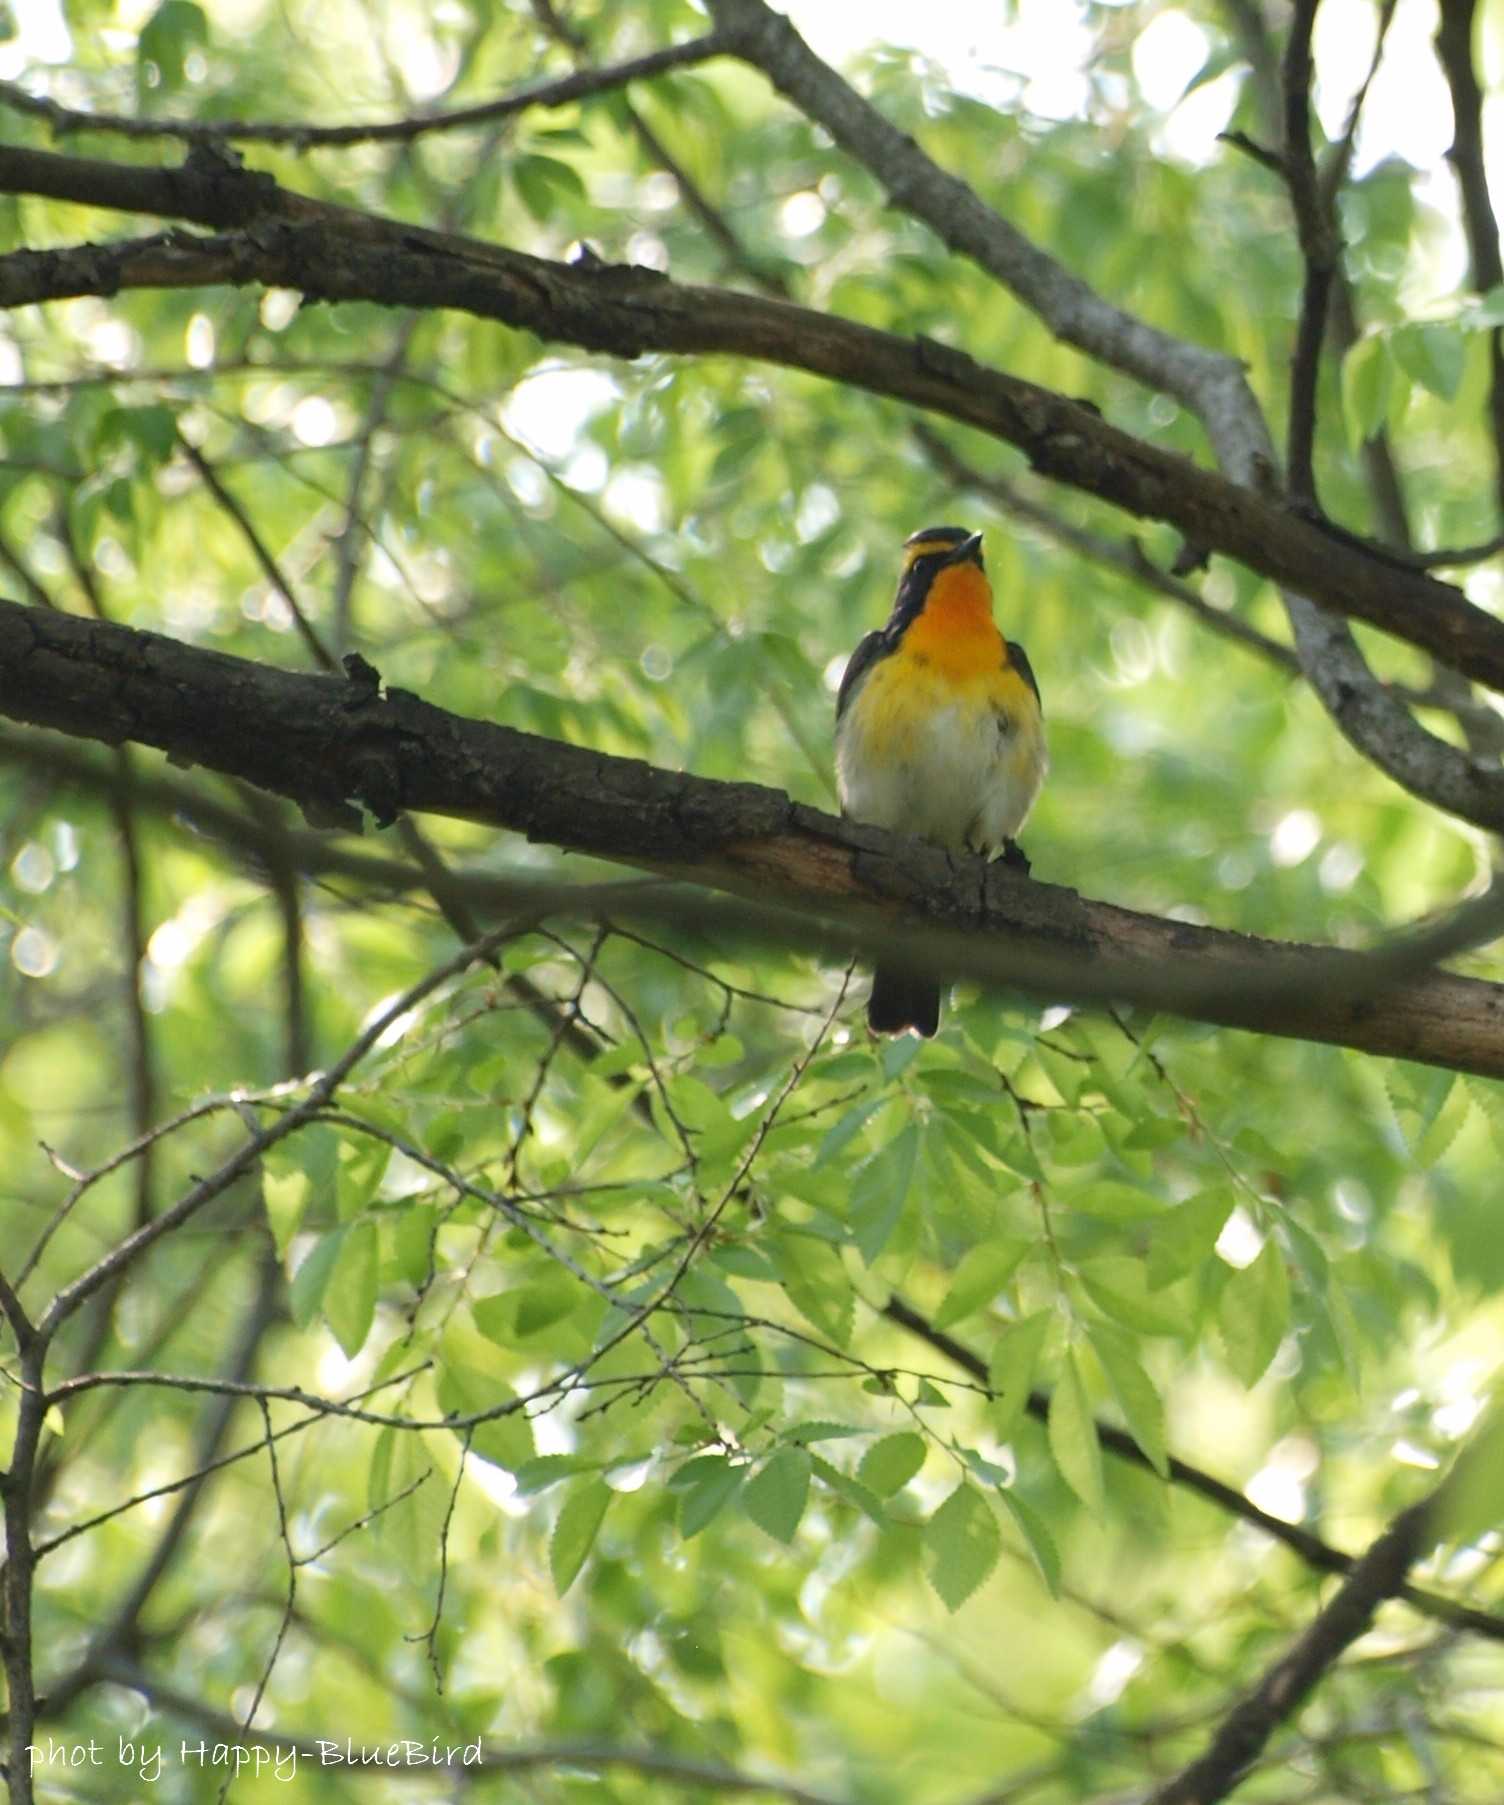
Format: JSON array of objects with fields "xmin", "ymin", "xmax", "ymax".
[
  {"xmin": 5, "ymin": 596, "xmax": 1504, "ymax": 1076},
  {"xmin": 1148, "ymin": 1488, "xmax": 1445, "ymax": 1804},
  {"xmin": 880, "ymin": 1295, "xmax": 1503, "ymax": 1644}
]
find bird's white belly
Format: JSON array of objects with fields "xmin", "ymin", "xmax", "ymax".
[{"xmin": 837, "ymin": 689, "xmax": 1044, "ymax": 855}]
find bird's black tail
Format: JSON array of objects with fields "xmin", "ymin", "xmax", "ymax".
[{"xmin": 867, "ymin": 966, "xmax": 940, "ymax": 1038}]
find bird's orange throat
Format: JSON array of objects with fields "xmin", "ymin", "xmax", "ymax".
[{"xmin": 902, "ymin": 564, "xmax": 1003, "ymax": 677}]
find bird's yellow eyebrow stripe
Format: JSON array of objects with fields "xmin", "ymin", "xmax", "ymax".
[{"xmin": 901, "ymin": 538, "xmax": 958, "ymax": 570}]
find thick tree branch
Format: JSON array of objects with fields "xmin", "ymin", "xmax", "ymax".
[
  {"xmin": 4, "ymin": 159, "xmax": 1504, "ymax": 720},
  {"xmin": 0, "ymin": 33, "xmax": 733, "ymax": 148},
  {"xmin": 5, "ymin": 597, "xmax": 1504, "ymax": 1075}
]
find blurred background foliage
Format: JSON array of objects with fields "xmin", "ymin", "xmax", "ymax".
[{"xmin": 4, "ymin": 0, "xmax": 1504, "ymax": 1800}]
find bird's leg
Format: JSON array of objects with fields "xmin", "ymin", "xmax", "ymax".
[{"xmin": 999, "ymin": 839, "xmax": 1031, "ymax": 875}]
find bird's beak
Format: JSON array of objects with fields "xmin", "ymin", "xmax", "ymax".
[{"xmin": 945, "ymin": 532, "xmax": 985, "ymax": 568}]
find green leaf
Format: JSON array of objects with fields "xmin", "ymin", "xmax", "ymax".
[
  {"xmin": 323, "ymin": 1219, "xmax": 378, "ymax": 1357},
  {"xmin": 1048, "ymin": 1349, "xmax": 1104, "ymax": 1514},
  {"xmin": 336, "ymin": 1135, "xmax": 390, "ymax": 1222},
  {"xmin": 998, "ymin": 1487, "xmax": 1061, "ymax": 1597},
  {"xmin": 512, "ymin": 153, "xmax": 588, "ymax": 224},
  {"xmin": 925, "ymin": 1483, "xmax": 1001, "ymax": 1611},
  {"xmin": 987, "ymin": 1312, "xmax": 1051, "ymax": 1441},
  {"xmin": 436, "ymin": 1366, "xmax": 535, "ymax": 1472},
  {"xmin": 1067, "ymin": 1180, "xmax": 1163, "ymax": 1221},
  {"xmin": 768, "ymin": 1235, "xmax": 853, "ymax": 1348},
  {"xmin": 857, "ymin": 1431, "xmax": 927, "ymax": 1496},
  {"xmin": 550, "ymin": 1478, "xmax": 612, "ymax": 1595},
  {"xmin": 288, "ymin": 1230, "xmax": 344, "ymax": 1330},
  {"xmin": 1219, "ymin": 1237, "xmax": 1291, "ymax": 1387},
  {"xmin": 850, "ymin": 1124, "xmax": 919, "ymax": 1263},
  {"xmin": 263, "ymin": 1165, "xmax": 310, "ymax": 1258},
  {"xmin": 741, "ymin": 1447, "xmax": 811, "ymax": 1543},
  {"xmin": 1146, "ymin": 1187, "xmax": 1234, "ymax": 1288},
  {"xmin": 1078, "ymin": 1257, "xmax": 1189, "ymax": 1336},
  {"xmin": 1440, "ymin": 1401, "xmax": 1504, "ymax": 1549},
  {"xmin": 1088, "ymin": 1321, "xmax": 1169, "ymax": 1476},
  {"xmin": 138, "ymin": 0, "xmax": 207, "ymax": 94},
  {"xmin": 934, "ymin": 1236, "xmax": 1031, "ymax": 1328},
  {"xmin": 1341, "ymin": 334, "xmax": 1393, "ymax": 447},
  {"xmin": 679, "ymin": 1459, "xmax": 746, "ymax": 1538},
  {"xmin": 1391, "ymin": 321, "xmax": 1465, "ymax": 400}
]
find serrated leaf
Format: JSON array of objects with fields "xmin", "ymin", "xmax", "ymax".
[
  {"xmin": 815, "ymin": 1096, "xmax": 885, "ymax": 1166},
  {"xmin": 934, "ymin": 1236, "xmax": 1030, "ymax": 1328},
  {"xmin": 768, "ymin": 1236, "xmax": 853, "ymax": 1347},
  {"xmin": 925, "ymin": 1483, "xmax": 1001, "ymax": 1611},
  {"xmin": 987, "ymin": 1312, "xmax": 1050, "ymax": 1441},
  {"xmin": 437, "ymin": 1367, "xmax": 535, "ymax": 1472},
  {"xmin": 1079, "ymin": 1257, "xmax": 1189, "ymax": 1336},
  {"xmin": 289, "ymin": 1229, "xmax": 343, "ymax": 1329},
  {"xmin": 782, "ymin": 1420, "xmax": 864, "ymax": 1444},
  {"xmin": 1466, "ymin": 1078, "xmax": 1504, "ymax": 1157},
  {"xmin": 550, "ymin": 1478, "xmax": 612, "ymax": 1595},
  {"xmin": 1147, "ymin": 1187, "xmax": 1234, "ymax": 1288},
  {"xmin": 850, "ymin": 1124, "xmax": 919, "ymax": 1263},
  {"xmin": 263, "ymin": 1166, "xmax": 310, "ymax": 1258},
  {"xmin": 1089, "ymin": 1322, "xmax": 1168, "ymax": 1476},
  {"xmin": 324, "ymin": 1218, "xmax": 378, "ymax": 1357},
  {"xmin": 1048, "ymin": 1350, "xmax": 1104, "ymax": 1513},
  {"xmin": 857, "ymin": 1431, "xmax": 927, "ymax": 1496},
  {"xmin": 1068, "ymin": 1180, "xmax": 1162, "ymax": 1221},
  {"xmin": 998, "ymin": 1487, "xmax": 1061, "ymax": 1596},
  {"xmin": 809, "ymin": 1454, "xmax": 887, "ymax": 1525},
  {"xmin": 1440, "ymin": 1401, "xmax": 1504, "ymax": 1549},
  {"xmin": 1219, "ymin": 1236, "xmax": 1290, "ymax": 1387},
  {"xmin": 679, "ymin": 1459, "xmax": 745, "ymax": 1538},
  {"xmin": 336, "ymin": 1135, "xmax": 390, "ymax": 1222},
  {"xmin": 741, "ymin": 1447, "xmax": 811, "ymax": 1543}
]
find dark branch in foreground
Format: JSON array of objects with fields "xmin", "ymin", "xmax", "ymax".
[
  {"xmin": 881, "ymin": 1297, "xmax": 1503, "ymax": 1645},
  {"xmin": 6, "ymin": 148, "xmax": 1504, "ymax": 720},
  {"xmin": 1149, "ymin": 1490, "xmax": 1444, "ymax": 1805},
  {"xmin": 5, "ymin": 596, "xmax": 1504, "ymax": 1075}
]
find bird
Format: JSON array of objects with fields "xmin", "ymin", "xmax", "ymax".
[{"xmin": 835, "ymin": 524, "xmax": 1046, "ymax": 1037}]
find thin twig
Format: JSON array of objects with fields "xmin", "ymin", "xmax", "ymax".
[{"xmin": 0, "ymin": 33, "xmax": 732, "ymax": 148}]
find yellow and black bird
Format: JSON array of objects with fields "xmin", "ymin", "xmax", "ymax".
[{"xmin": 835, "ymin": 525, "xmax": 1046, "ymax": 1037}]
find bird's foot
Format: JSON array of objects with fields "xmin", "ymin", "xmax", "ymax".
[{"xmin": 999, "ymin": 839, "xmax": 1031, "ymax": 876}]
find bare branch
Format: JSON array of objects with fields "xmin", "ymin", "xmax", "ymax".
[
  {"xmin": 0, "ymin": 32, "xmax": 732, "ymax": 148},
  {"xmin": 1281, "ymin": 0, "xmax": 1335, "ymax": 506},
  {"xmin": 1148, "ymin": 1489, "xmax": 1445, "ymax": 1804}
]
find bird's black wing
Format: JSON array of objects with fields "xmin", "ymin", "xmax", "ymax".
[
  {"xmin": 1007, "ymin": 640, "xmax": 1042, "ymax": 713},
  {"xmin": 836, "ymin": 629, "xmax": 893, "ymax": 722}
]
